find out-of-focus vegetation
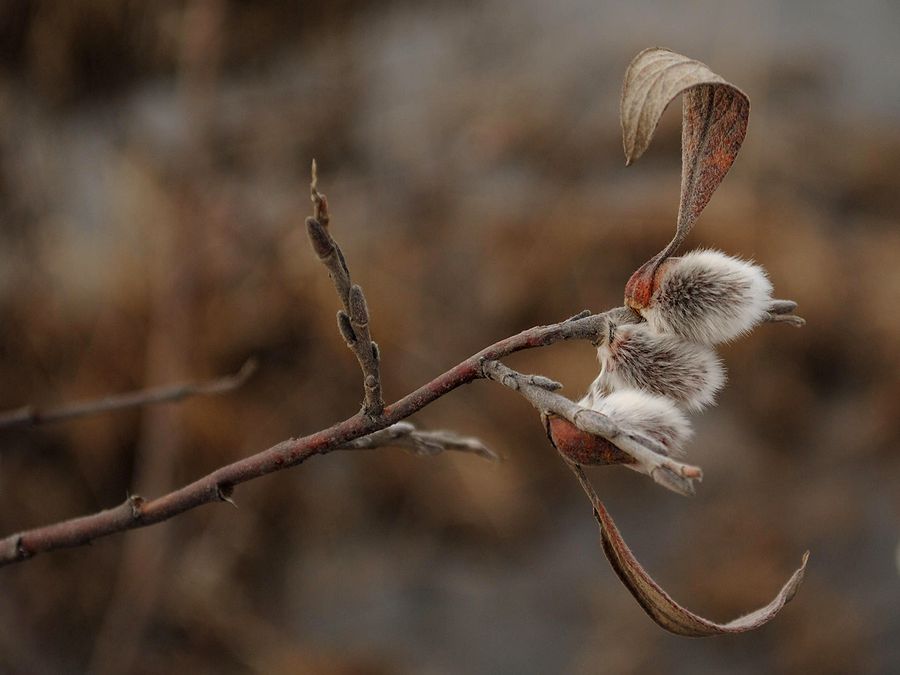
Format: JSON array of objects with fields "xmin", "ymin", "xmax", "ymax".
[{"xmin": 0, "ymin": 1, "xmax": 898, "ymax": 673}]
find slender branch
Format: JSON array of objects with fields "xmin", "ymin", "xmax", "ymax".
[
  {"xmin": 307, "ymin": 160, "xmax": 383, "ymax": 416},
  {"xmin": 481, "ymin": 360, "xmax": 701, "ymax": 496},
  {"xmin": 0, "ymin": 297, "xmax": 806, "ymax": 566},
  {"xmin": 0, "ymin": 359, "xmax": 257, "ymax": 431},
  {"xmin": 0, "ymin": 308, "xmax": 623, "ymax": 567}
]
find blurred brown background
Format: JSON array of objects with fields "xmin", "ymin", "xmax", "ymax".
[{"xmin": 1, "ymin": 1, "xmax": 898, "ymax": 673}]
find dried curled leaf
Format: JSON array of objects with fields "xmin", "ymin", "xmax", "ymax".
[
  {"xmin": 621, "ymin": 47, "xmax": 750, "ymax": 252},
  {"xmin": 571, "ymin": 466, "xmax": 808, "ymax": 636}
]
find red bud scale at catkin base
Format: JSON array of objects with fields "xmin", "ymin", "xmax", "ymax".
[
  {"xmin": 548, "ymin": 388, "xmax": 692, "ymax": 466},
  {"xmin": 596, "ymin": 323, "xmax": 725, "ymax": 412},
  {"xmin": 625, "ymin": 249, "xmax": 773, "ymax": 345}
]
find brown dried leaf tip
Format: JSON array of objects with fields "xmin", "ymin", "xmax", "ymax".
[
  {"xmin": 552, "ymin": 48, "xmax": 808, "ymax": 636},
  {"xmin": 573, "ymin": 464, "xmax": 809, "ymax": 637},
  {"xmin": 620, "ymin": 47, "xmax": 748, "ymax": 243}
]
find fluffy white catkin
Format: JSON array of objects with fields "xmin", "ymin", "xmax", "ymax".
[
  {"xmin": 596, "ymin": 323, "xmax": 725, "ymax": 411},
  {"xmin": 641, "ymin": 249, "xmax": 773, "ymax": 345},
  {"xmin": 578, "ymin": 387, "xmax": 692, "ymax": 457}
]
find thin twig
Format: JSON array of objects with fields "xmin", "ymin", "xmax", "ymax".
[
  {"xmin": 0, "ymin": 359, "xmax": 257, "ymax": 431},
  {"xmin": 340, "ymin": 421, "xmax": 499, "ymax": 461},
  {"xmin": 307, "ymin": 160, "xmax": 384, "ymax": 416},
  {"xmin": 481, "ymin": 360, "xmax": 701, "ymax": 496}
]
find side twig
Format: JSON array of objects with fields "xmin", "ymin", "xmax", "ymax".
[
  {"xmin": 341, "ymin": 421, "xmax": 498, "ymax": 461},
  {"xmin": 307, "ymin": 160, "xmax": 384, "ymax": 416},
  {"xmin": 0, "ymin": 358, "xmax": 257, "ymax": 431}
]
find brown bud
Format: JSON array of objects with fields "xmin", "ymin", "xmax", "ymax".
[
  {"xmin": 337, "ymin": 310, "xmax": 356, "ymax": 344},
  {"xmin": 348, "ymin": 285, "xmax": 369, "ymax": 326},
  {"xmin": 306, "ymin": 217, "xmax": 333, "ymax": 259}
]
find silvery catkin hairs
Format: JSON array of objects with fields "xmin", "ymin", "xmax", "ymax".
[
  {"xmin": 595, "ymin": 323, "xmax": 725, "ymax": 412},
  {"xmin": 631, "ymin": 249, "xmax": 773, "ymax": 345},
  {"xmin": 578, "ymin": 387, "xmax": 693, "ymax": 458}
]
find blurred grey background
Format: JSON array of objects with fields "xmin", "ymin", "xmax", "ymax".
[{"xmin": 0, "ymin": 1, "xmax": 898, "ymax": 673}]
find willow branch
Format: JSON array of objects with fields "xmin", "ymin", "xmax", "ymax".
[
  {"xmin": 0, "ymin": 359, "xmax": 257, "ymax": 431},
  {"xmin": 0, "ymin": 306, "xmax": 630, "ymax": 567},
  {"xmin": 0, "ymin": 293, "xmax": 808, "ymax": 567}
]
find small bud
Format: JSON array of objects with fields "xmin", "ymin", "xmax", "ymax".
[
  {"xmin": 530, "ymin": 375, "xmax": 563, "ymax": 391},
  {"xmin": 597, "ymin": 324, "xmax": 725, "ymax": 411},
  {"xmin": 337, "ymin": 310, "xmax": 356, "ymax": 344},
  {"xmin": 371, "ymin": 341, "xmax": 380, "ymax": 365},
  {"xmin": 306, "ymin": 217, "xmax": 333, "ymax": 259},
  {"xmin": 348, "ymin": 285, "xmax": 369, "ymax": 326},
  {"xmin": 633, "ymin": 249, "xmax": 773, "ymax": 345}
]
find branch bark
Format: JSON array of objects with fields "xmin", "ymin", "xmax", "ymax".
[{"xmin": 0, "ymin": 307, "xmax": 623, "ymax": 566}]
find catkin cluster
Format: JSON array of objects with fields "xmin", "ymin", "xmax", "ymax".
[{"xmin": 579, "ymin": 249, "xmax": 774, "ymax": 460}]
